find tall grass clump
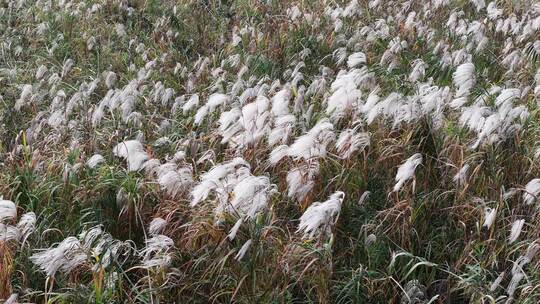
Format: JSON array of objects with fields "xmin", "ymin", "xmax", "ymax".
[{"xmin": 0, "ymin": 0, "xmax": 539, "ymax": 303}]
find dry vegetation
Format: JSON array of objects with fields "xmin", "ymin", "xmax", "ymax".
[{"xmin": 0, "ymin": 0, "xmax": 539, "ymax": 303}]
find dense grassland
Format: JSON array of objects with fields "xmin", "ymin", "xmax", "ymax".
[{"xmin": 0, "ymin": 0, "xmax": 539, "ymax": 303}]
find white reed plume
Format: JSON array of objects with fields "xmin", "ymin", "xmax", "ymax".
[
  {"xmin": 219, "ymin": 175, "xmax": 276, "ymax": 219},
  {"xmin": 36, "ymin": 65, "xmax": 48, "ymax": 80},
  {"xmin": 335, "ymin": 129, "xmax": 370, "ymax": 159},
  {"xmin": 508, "ymin": 219, "xmax": 525, "ymax": 244},
  {"xmin": 15, "ymin": 84, "xmax": 33, "ymax": 111},
  {"xmin": 183, "ymin": 94, "xmax": 200, "ymax": 114},
  {"xmin": 17, "ymin": 212, "xmax": 36, "ymax": 245},
  {"xmin": 30, "ymin": 237, "xmax": 87, "ymax": 277},
  {"xmin": 271, "ymin": 86, "xmax": 291, "ymax": 117},
  {"xmin": 489, "ymin": 272, "xmax": 505, "ymax": 292},
  {"xmin": 358, "ymin": 191, "xmax": 371, "ymax": 206},
  {"xmin": 104, "ymin": 71, "xmax": 117, "ymax": 88},
  {"xmin": 453, "ymin": 164, "xmax": 470, "ymax": 185},
  {"xmin": 148, "ymin": 217, "xmax": 167, "ymax": 236},
  {"xmin": 240, "ymin": 95, "xmax": 270, "ymax": 147},
  {"xmin": 325, "ymin": 84, "xmax": 361, "ymax": 121},
  {"xmin": 140, "ymin": 235, "xmax": 174, "ymax": 268},
  {"xmin": 347, "ymin": 52, "xmax": 367, "ymax": 68},
  {"xmin": 452, "ymin": 62, "xmax": 475, "ymax": 98},
  {"xmin": 0, "ymin": 199, "xmax": 17, "ymax": 222},
  {"xmin": 86, "ymin": 154, "xmax": 105, "ymax": 168},
  {"xmin": 218, "ymin": 108, "xmax": 243, "ymax": 145},
  {"xmin": 194, "ymin": 93, "xmax": 230, "ymax": 125},
  {"xmin": 522, "ymin": 178, "xmax": 540, "ymax": 205},
  {"xmin": 190, "ymin": 157, "xmax": 250, "ymax": 206},
  {"xmin": 297, "ymin": 191, "xmax": 345, "ymax": 239},
  {"xmin": 0, "ymin": 223, "xmax": 20, "ymax": 242},
  {"xmin": 287, "ymin": 119, "xmax": 335, "ymax": 161},
  {"xmin": 228, "ymin": 218, "xmax": 243, "ymax": 241},
  {"xmin": 4, "ymin": 294, "xmax": 18, "ymax": 304},
  {"xmin": 268, "ymin": 114, "xmax": 296, "ymax": 146},
  {"xmin": 408, "ymin": 59, "xmax": 426, "ymax": 82},
  {"xmin": 235, "ymin": 239, "xmax": 252, "ymax": 261},
  {"xmin": 482, "ymin": 207, "xmax": 497, "ymax": 229},
  {"xmin": 286, "ymin": 162, "xmax": 319, "ymax": 202},
  {"xmin": 156, "ymin": 163, "xmax": 193, "ymax": 198},
  {"xmin": 393, "ymin": 153, "xmax": 422, "ymax": 192},
  {"xmin": 113, "ymin": 140, "xmax": 149, "ymax": 172}
]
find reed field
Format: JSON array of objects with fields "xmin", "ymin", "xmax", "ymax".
[{"xmin": 0, "ymin": 0, "xmax": 539, "ymax": 303}]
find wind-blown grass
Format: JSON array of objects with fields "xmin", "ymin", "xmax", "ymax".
[{"xmin": 0, "ymin": 0, "xmax": 539, "ymax": 303}]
